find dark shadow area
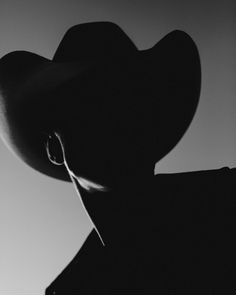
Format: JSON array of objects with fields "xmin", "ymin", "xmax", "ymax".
[
  {"xmin": 0, "ymin": 22, "xmax": 234, "ymax": 294},
  {"xmin": 46, "ymin": 167, "xmax": 236, "ymax": 294}
]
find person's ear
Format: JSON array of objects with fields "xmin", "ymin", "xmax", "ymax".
[{"xmin": 45, "ymin": 132, "xmax": 65, "ymax": 165}]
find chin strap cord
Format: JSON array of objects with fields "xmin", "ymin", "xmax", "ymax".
[{"xmin": 45, "ymin": 131, "xmax": 106, "ymax": 247}]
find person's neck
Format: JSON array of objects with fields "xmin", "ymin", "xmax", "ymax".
[{"xmin": 77, "ymin": 173, "xmax": 156, "ymax": 249}]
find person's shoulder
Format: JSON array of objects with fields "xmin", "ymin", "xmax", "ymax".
[
  {"xmin": 155, "ymin": 166, "xmax": 233, "ymax": 179},
  {"xmin": 45, "ymin": 229, "xmax": 104, "ymax": 295},
  {"xmin": 154, "ymin": 166, "xmax": 234, "ymax": 191}
]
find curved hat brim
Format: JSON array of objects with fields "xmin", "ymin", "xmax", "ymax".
[
  {"xmin": 0, "ymin": 23, "xmax": 201, "ymax": 182},
  {"xmin": 142, "ymin": 29, "xmax": 201, "ymax": 163}
]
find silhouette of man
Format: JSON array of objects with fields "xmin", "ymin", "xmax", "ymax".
[{"xmin": 0, "ymin": 22, "xmax": 235, "ymax": 294}]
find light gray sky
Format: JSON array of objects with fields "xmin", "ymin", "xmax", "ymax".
[{"xmin": 0, "ymin": 0, "xmax": 236, "ymax": 294}]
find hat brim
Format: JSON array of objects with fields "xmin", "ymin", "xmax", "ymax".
[
  {"xmin": 0, "ymin": 25, "xmax": 201, "ymax": 182},
  {"xmin": 142, "ymin": 30, "xmax": 201, "ymax": 163}
]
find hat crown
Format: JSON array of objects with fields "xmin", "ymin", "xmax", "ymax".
[{"xmin": 53, "ymin": 22, "xmax": 137, "ymax": 62}]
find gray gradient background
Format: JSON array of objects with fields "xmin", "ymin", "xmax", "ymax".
[{"xmin": 0, "ymin": 0, "xmax": 235, "ymax": 294}]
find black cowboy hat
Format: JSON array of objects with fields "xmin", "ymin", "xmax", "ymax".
[{"xmin": 0, "ymin": 22, "xmax": 201, "ymax": 182}]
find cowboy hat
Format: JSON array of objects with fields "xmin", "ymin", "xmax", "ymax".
[{"xmin": 0, "ymin": 22, "xmax": 201, "ymax": 182}]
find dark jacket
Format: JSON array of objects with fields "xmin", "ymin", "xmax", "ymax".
[{"xmin": 45, "ymin": 167, "xmax": 236, "ymax": 294}]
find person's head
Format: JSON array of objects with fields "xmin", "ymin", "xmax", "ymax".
[
  {"xmin": 0, "ymin": 22, "xmax": 201, "ymax": 243},
  {"xmin": 44, "ymin": 65, "xmax": 157, "ymax": 190}
]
